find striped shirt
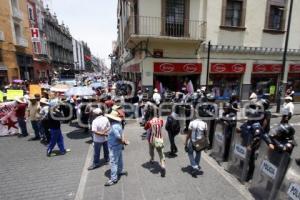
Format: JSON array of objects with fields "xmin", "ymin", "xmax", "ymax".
[{"xmin": 145, "ymin": 117, "xmax": 164, "ymax": 144}]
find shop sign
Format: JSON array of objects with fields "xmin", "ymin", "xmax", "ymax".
[
  {"xmin": 211, "ymin": 63, "xmax": 246, "ymax": 73},
  {"xmin": 154, "ymin": 63, "xmax": 202, "ymax": 73},
  {"xmin": 253, "ymin": 64, "xmax": 282, "ymax": 73},
  {"xmin": 31, "ymin": 28, "xmax": 40, "ymax": 42},
  {"xmin": 290, "ymin": 65, "xmax": 300, "ymax": 72}
]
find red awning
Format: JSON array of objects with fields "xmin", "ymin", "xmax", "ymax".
[
  {"xmin": 253, "ymin": 64, "xmax": 282, "ymax": 73},
  {"xmin": 154, "ymin": 63, "xmax": 202, "ymax": 73},
  {"xmin": 210, "ymin": 63, "xmax": 246, "ymax": 73}
]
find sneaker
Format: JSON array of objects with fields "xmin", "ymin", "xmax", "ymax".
[
  {"xmin": 191, "ymin": 169, "xmax": 198, "ymax": 178},
  {"xmin": 61, "ymin": 149, "xmax": 71, "ymax": 155},
  {"xmin": 47, "ymin": 152, "xmax": 56, "ymax": 157},
  {"xmin": 87, "ymin": 165, "xmax": 100, "ymax": 171},
  {"xmin": 161, "ymin": 167, "xmax": 166, "ymax": 177},
  {"xmin": 119, "ymin": 171, "xmax": 128, "ymax": 177},
  {"xmin": 104, "ymin": 180, "xmax": 118, "ymax": 187}
]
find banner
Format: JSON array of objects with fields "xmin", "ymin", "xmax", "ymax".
[
  {"xmin": 6, "ymin": 90, "xmax": 24, "ymax": 101},
  {"xmin": 29, "ymin": 84, "xmax": 42, "ymax": 96},
  {"xmin": 0, "ymin": 102, "xmax": 19, "ymax": 136}
]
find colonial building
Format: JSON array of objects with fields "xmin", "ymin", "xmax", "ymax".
[
  {"xmin": 44, "ymin": 8, "xmax": 73, "ymax": 79},
  {"xmin": 0, "ymin": 0, "xmax": 34, "ymax": 84},
  {"xmin": 27, "ymin": 0, "xmax": 51, "ymax": 81},
  {"xmin": 116, "ymin": 0, "xmax": 300, "ymax": 101}
]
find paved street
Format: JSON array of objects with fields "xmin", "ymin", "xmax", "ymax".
[{"xmin": 0, "ymin": 114, "xmax": 299, "ymax": 200}]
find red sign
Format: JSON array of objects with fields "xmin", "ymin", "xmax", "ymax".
[
  {"xmin": 210, "ymin": 63, "xmax": 246, "ymax": 73},
  {"xmin": 253, "ymin": 64, "xmax": 282, "ymax": 73},
  {"xmin": 289, "ymin": 65, "xmax": 300, "ymax": 72},
  {"xmin": 154, "ymin": 63, "xmax": 202, "ymax": 73},
  {"xmin": 31, "ymin": 28, "xmax": 39, "ymax": 39}
]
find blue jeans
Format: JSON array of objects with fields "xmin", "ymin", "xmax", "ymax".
[
  {"xmin": 93, "ymin": 141, "xmax": 109, "ymax": 166},
  {"xmin": 17, "ymin": 117, "xmax": 28, "ymax": 136},
  {"xmin": 47, "ymin": 128, "xmax": 66, "ymax": 154},
  {"xmin": 187, "ymin": 142, "xmax": 202, "ymax": 169},
  {"xmin": 109, "ymin": 148, "xmax": 123, "ymax": 182},
  {"xmin": 31, "ymin": 120, "xmax": 40, "ymax": 138}
]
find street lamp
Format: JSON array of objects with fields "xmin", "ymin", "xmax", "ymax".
[{"xmin": 276, "ymin": 0, "xmax": 294, "ymax": 113}]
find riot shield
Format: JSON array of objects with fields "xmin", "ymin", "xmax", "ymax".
[
  {"xmin": 276, "ymin": 159, "xmax": 300, "ymax": 200},
  {"xmin": 249, "ymin": 142, "xmax": 291, "ymax": 200},
  {"xmin": 226, "ymin": 127, "xmax": 251, "ymax": 183},
  {"xmin": 210, "ymin": 120, "xmax": 226, "ymax": 162}
]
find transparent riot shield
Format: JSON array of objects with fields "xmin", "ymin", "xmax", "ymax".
[
  {"xmin": 276, "ymin": 159, "xmax": 300, "ymax": 200},
  {"xmin": 210, "ymin": 120, "xmax": 226, "ymax": 162},
  {"xmin": 226, "ymin": 127, "xmax": 251, "ymax": 183},
  {"xmin": 249, "ymin": 142, "xmax": 291, "ymax": 200}
]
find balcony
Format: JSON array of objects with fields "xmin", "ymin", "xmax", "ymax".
[
  {"xmin": 124, "ymin": 16, "xmax": 206, "ymax": 46},
  {"xmin": 16, "ymin": 37, "xmax": 28, "ymax": 47},
  {"xmin": 12, "ymin": 7, "xmax": 23, "ymax": 20}
]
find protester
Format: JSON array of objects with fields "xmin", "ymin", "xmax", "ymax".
[
  {"xmin": 47, "ymin": 105, "xmax": 70, "ymax": 157},
  {"xmin": 185, "ymin": 115, "xmax": 207, "ymax": 177},
  {"xmin": 88, "ymin": 108, "xmax": 110, "ymax": 170},
  {"xmin": 15, "ymin": 97, "xmax": 28, "ymax": 137},
  {"xmin": 152, "ymin": 88, "xmax": 161, "ymax": 107},
  {"xmin": 282, "ymin": 96, "xmax": 294, "ymax": 121},
  {"xmin": 165, "ymin": 108, "xmax": 180, "ymax": 156},
  {"xmin": 27, "ymin": 96, "xmax": 41, "ymax": 140},
  {"xmin": 285, "ymin": 85, "xmax": 295, "ymax": 101},
  {"xmin": 39, "ymin": 98, "xmax": 50, "ymax": 144},
  {"xmin": 144, "ymin": 107, "xmax": 166, "ymax": 177},
  {"xmin": 249, "ymin": 90, "xmax": 258, "ymax": 103},
  {"xmin": 105, "ymin": 110, "xmax": 129, "ymax": 186}
]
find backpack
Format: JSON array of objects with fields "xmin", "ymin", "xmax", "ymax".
[{"xmin": 166, "ymin": 116, "xmax": 180, "ymax": 134}]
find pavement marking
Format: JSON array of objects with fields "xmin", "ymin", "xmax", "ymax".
[
  {"xmin": 74, "ymin": 144, "xmax": 93, "ymax": 200},
  {"xmin": 202, "ymin": 153, "xmax": 254, "ymax": 200}
]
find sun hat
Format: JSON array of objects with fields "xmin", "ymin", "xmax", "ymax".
[
  {"xmin": 105, "ymin": 110, "xmax": 122, "ymax": 122},
  {"xmin": 29, "ymin": 96, "xmax": 36, "ymax": 100},
  {"xmin": 40, "ymin": 98, "xmax": 49, "ymax": 105},
  {"xmin": 15, "ymin": 97, "xmax": 26, "ymax": 103}
]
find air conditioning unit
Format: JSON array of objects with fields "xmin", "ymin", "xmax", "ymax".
[{"xmin": 0, "ymin": 31, "xmax": 4, "ymax": 41}]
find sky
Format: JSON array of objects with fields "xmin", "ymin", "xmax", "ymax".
[{"xmin": 45, "ymin": 0, "xmax": 118, "ymax": 67}]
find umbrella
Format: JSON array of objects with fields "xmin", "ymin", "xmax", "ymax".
[
  {"xmin": 50, "ymin": 84, "xmax": 71, "ymax": 92},
  {"xmin": 65, "ymin": 86, "xmax": 96, "ymax": 96},
  {"xmin": 90, "ymin": 82, "xmax": 104, "ymax": 89}
]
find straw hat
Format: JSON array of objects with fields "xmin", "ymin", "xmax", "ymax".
[
  {"xmin": 15, "ymin": 97, "xmax": 26, "ymax": 103},
  {"xmin": 40, "ymin": 98, "xmax": 49, "ymax": 105},
  {"xmin": 105, "ymin": 110, "xmax": 122, "ymax": 122},
  {"xmin": 29, "ymin": 95, "xmax": 36, "ymax": 100}
]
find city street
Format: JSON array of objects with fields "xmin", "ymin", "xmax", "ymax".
[{"xmin": 1, "ymin": 114, "xmax": 299, "ymax": 200}]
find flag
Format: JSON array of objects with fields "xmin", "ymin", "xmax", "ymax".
[{"xmin": 0, "ymin": 102, "xmax": 19, "ymax": 136}]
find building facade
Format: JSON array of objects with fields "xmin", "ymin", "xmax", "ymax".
[
  {"xmin": 27, "ymin": 0, "xmax": 51, "ymax": 81},
  {"xmin": 0, "ymin": 0, "xmax": 34, "ymax": 84},
  {"xmin": 116, "ymin": 0, "xmax": 300, "ymax": 101},
  {"xmin": 44, "ymin": 8, "xmax": 73, "ymax": 79},
  {"xmin": 73, "ymin": 39, "xmax": 85, "ymax": 72}
]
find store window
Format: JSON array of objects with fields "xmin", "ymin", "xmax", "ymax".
[
  {"xmin": 265, "ymin": 0, "xmax": 286, "ymax": 31},
  {"xmin": 221, "ymin": 0, "xmax": 246, "ymax": 28}
]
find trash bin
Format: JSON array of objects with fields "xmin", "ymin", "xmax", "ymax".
[
  {"xmin": 276, "ymin": 159, "xmax": 300, "ymax": 200},
  {"xmin": 249, "ymin": 142, "xmax": 291, "ymax": 200},
  {"xmin": 226, "ymin": 126, "xmax": 251, "ymax": 183}
]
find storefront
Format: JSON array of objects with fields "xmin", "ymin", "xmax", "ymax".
[
  {"xmin": 153, "ymin": 62, "xmax": 202, "ymax": 92},
  {"xmin": 288, "ymin": 64, "xmax": 300, "ymax": 102},
  {"xmin": 122, "ymin": 64, "xmax": 141, "ymax": 90},
  {"xmin": 251, "ymin": 64, "xmax": 281, "ymax": 102},
  {"xmin": 209, "ymin": 63, "xmax": 246, "ymax": 100}
]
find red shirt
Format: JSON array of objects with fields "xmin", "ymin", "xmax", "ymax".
[
  {"xmin": 145, "ymin": 117, "xmax": 164, "ymax": 143},
  {"xmin": 15, "ymin": 103, "xmax": 27, "ymax": 118}
]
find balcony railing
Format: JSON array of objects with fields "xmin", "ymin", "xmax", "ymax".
[
  {"xmin": 12, "ymin": 7, "xmax": 23, "ymax": 20},
  {"xmin": 16, "ymin": 37, "xmax": 28, "ymax": 47},
  {"xmin": 124, "ymin": 16, "xmax": 206, "ymax": 43}
]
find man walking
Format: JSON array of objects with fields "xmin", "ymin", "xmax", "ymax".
[
  {"xmin": 27, "ymin": 96, "xmax": 41, "ymax": 140},
  {"xmin": 105, "ymin": 110, "xmax": 129, "ymax": 186},
  {"xmin": 88, "ymin": 108, "xmax": 110, "ymax": 170},
  {"xmin": 15, "ymin": 97, "xmax": 28, "ymax": 137},
  {"xmin": 165, "ymin": 109, "xmax": 180, "ymax": 156}
]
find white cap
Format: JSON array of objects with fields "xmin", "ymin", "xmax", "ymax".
[{"xmin": 93, "ymin": 108, "xmax": 103, "ymax": 115}]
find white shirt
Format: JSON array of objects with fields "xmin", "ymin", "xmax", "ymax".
[
  {"xmin": 91, "ymin": 116, "xmax": 111, "ymax": 143},
  {"xmin": 282, "ymin": 102, "xmax": 295, "ymax": 116},
  {"xmin": 188, "ymin": 119, "xmax": 207, "ymax": 142},
  {"xmin": 152, "ymin": 92, "xmax": 161, "ymax": 105}
]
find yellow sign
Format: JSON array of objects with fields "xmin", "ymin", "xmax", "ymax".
[
  {"xmin": 0, "ymin": 92, "xmax": 3, "ymax": 102},
  {"xmin": 269, "ymin": 85, "xmax": 276, "ymax": 95},
  {"xmin": 6, "ymin": 90, "xmax": 24, "ymax": 100},
  {"xmin": 29, "ymin": 84, "xmax": 42, "ymax": 96}
]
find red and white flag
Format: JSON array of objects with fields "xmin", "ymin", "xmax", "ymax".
[{"xmin": 0, "ymin": 102, "xmax": 19, "ymax": 136}]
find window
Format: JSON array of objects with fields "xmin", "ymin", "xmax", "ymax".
[
  {"xmin": 221, "ymin": 0, "xmax": 246, "ymax": 29},
  {"xmin": 28, "ymin": 7, "xmax": 34, "ymax": 21},
  {"xmin": 264, "ymin": 0, "xmax": 286, "ymax": 32},
  {"xmin": 164, "ymin": 0, "xmax": 188, "ymax": 37}
]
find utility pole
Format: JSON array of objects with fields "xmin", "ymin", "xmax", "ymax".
[{"xmin": 276, "ymin": 0, "xmax": 294, "ymax": 113}]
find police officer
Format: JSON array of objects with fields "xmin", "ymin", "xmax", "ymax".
[
  {"xmin": 263, "ymin": 118, "xmax": 295, "ymax": 154},
  {"xmin": 221, "ymin": 102, "xmax": 237, "ymax": 161},
  {"xmin": 256, "ymin": 99, "xmax": 271, "ymax": 134},
  {"xmin": 239, "ymin": 107, "xmax": 263, "ymax": 181},
  {"xmin": 206, "ymin": 93, "xmax": 217, "ymax": 149}
]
